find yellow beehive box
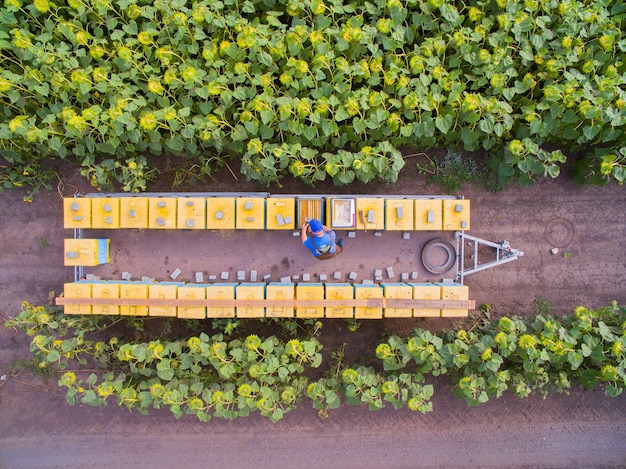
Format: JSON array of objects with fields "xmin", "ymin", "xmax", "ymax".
[
  {"xmin": 296, "ymin": 283, "xmax": 325, "ymax": 318},
  {"xmin": 148, "ymin": 283, "xmax": 180, "ymax": 317},
  {"xmin": 414, "ymin": 199, "xmax": 443, "ymax": 231},
  {"xmin": 207, "ymin": 197, "xmax": 236, "ymax": 229},
  {"xmin": 324, "ymin": 284, "xmax": 354, "ymax": 318},
  {"xmin": 235, "ymin": 283, "xmax": 265, "ymax": 318},
  {"xmin": 266, "ymin": 283, "xmax": 295, "ymax": 318},
  {"xmin": 266, "ymin": 198, "xmax": 296, "ymax": 230},
  {"xmin": 64, "ymin": 239, "xmax": 110, "ymax": 266},
  {"xmin": 442, "ymin": 199, "xmax": 470, "ymax": 231},
  {"xmin": 440, "ymin": 284, "xmax": 469, "ymax": 317},
  {"xmin": 385, "ymin": 199, "xmax": 414, "ymax": 231},
  {"xmin": 91, "ymin": 282, "xmax": 120, "ymax": 316},
  {"xmin": 356, "ymin": 197, "xmax": 385, "ymax": 230},
  {"xmin": 63, "ymin": 282, "xmax": 92, "ymax": 315},
  {"xmin": 207, "ymin": 283, "xmax": 236, "ymax": 318},
  {"xmin": 411, "ymin": 284, "xmax": 441, "ymax": 317},
  {"xmin": 382, "ymin": 283, "xmax": 413, "ymax": 318},
  {"xmin": 177, "ymin": 285, "xmax": 207, "ymax": 319},
  {"xmin": 120, "ymin": 282, "xmax": 149, "ymax": 316},
  {"xmin": 236, "ymin": 197, "xmax": 265, "ymax": 229},
  {"xmin": 354, "ymin": 284, "xmax": 383, "ymax": 319},
  {"xmin": 177, "ymin": 197, "xmax": 206, "ymax": 229},
  {"xmin": 63, "ymin": 198, "xmax": 91, "ymax": 229},
  {"xmin": 149, "ymin": 197, "xmax": 177, "ymax": 229},
  {"xmin": 91, "ymin": 198, "xmax": 120, "ymax": 229},
  {"xmin": 120, "ymin": 197, "xmax": 149, "ymax": 229}
]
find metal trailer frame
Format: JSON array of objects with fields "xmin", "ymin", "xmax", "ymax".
[
  {"xmin": 71, "ymin": 193, "xmax": 523, "ymax": 284},
  {"xmin": 456, "ymin": 232, "xmax": 524, "ymax": 285},
  {"xmin": 73, "ymin": 227, "xmax": 83, "ymax": 282}
]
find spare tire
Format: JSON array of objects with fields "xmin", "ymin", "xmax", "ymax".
[{"xmin": 422, "ymin": 239, "xmax": 457, "ymax": 274}]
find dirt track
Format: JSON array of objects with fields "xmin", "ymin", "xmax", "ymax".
[
  {"xmin": 1, "ymin": 382, "xmax": 625, "ymax": 469},
  {"xmin": 1, "ymin": 171, "xmax": 625, "ymax": 468}
]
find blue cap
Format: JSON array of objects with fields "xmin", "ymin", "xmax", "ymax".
[{"xmin": 309, "ymin": 219, "xmax": 323, "ymax": 233}]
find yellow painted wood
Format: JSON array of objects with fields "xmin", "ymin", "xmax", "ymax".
[
  {"xmin": 149, "ymin": 198, "xmax": 177, "ymax": 229},
  {"xmin": 207, "ymin": 284, "xmax": 236, "ymax": 318},
  {"xmin": 440, "ymin": 284, "xmax": 469, "ymax": 317},
  {"xmin": 382, "ymin": 284, "xmax": 413, "ymax": 318},
  {"xmin": 148, "ymin": 284, "xmax": 178, "ymax": 317},
  {"xmin": 120, "ymin": 283, "xmax": 149, "ymax": 316},
  {"xmin": 324, "ymin": 284, "xmax": 354, "ymax": 318},
  {"xmin": 91, "ymin": 198, "xmax": 120, "ymax": 229},
  {"xmin": 385, "ymin": 199, "xmax": 414, "ymax": 231},
  {"xmin": 414, "ymin": 199, "xmax": 443, "ymax": 230},
  {"xmin": 235, "ymin": 283, "xmax": 265, "ymax": 317},
  {"xmin": 266, "ymin": 283, "xmax": 295, "ymax": 317},
  {"xmin": 442, "ymin": 199, "xmax": 470, "ymax": 231},
  {"xmin": 177, "ymin": 197, "xmax": 206, "ymax": 229},
  {"xmin": 411, "ymin": 284, "xmax": 441, "ymax": 317},
  {"xmin": 64, "ymin": 239, "xmax": 103, "ymax": 266},
  {"xmin": 177, "ymin": 286, "xmax": 207, "ymax": 319},
  {"xmin": 266, "ymin": 198, "xmax": 296, "ymax": 230},
  {"xmin": 296, "ymin": 284, "xmax": 325, "ymax": 318},
  {"xmin": 120, "ymin": 197, "xmax": 149, "ymax": 229},
  {"xmin": 355, "ymin": 197, "xmax": 385, "ymax": 230},
  {"xmin": 91, "ymin": 282, "xmax": 120, "ymax": 315},
  {"xmin": 354, "ymin": 285, "xmax": 383, "ymax": 319},
  {"xmin": 63, "ymin": 198, "xmax": 91, "ymax": 229},
  {"xmin": 207, "ymin": 197, "xmax": 236, "ymax": 229},
  {"xmin": 63, "ymin": 283, "xmax": 92, "ymax": 315},
  {"xmin": 236, "ymin": 197, "xmax": 265, "ymax": 229}
]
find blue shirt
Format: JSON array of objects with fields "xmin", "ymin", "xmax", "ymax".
[{"xmin": 304, "ymin": 232, "xmax": 336, "ymax": 257}]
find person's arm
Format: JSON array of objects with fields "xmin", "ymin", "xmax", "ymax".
[
  {"xmin": 327, "ymin": 228, "xmax": 337, "ymax": 247},
  {"xmin": 301, "ymin": 222, "xmax": 309, "ymax": 245}
]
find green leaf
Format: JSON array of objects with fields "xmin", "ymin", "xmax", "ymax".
[
  {"xmin": 478, "ymin": 118, "xmax": 494, "ymax": 135},
  {"xmin": 195, "ymin": 87, "xmax": 209, "ymax": 100},
  {"xmin": 612, "ymin": 166, "xmax": 626, "ymax": 183},
  {"xmin": 435, "ymin": 114, "xmax": 453, "ymax": 134},
  {"xmin": 605, "ymin": 385, "xmax": 623, "ymax": 398},
  {"xmin": 260, "ymin": 110, "xmax": 274, "ymax": 125},
  {"xmin": 335, "ymin": 107, "xmax": 350, "ymax": 122},
  {"xmin": 582, "ymin": 125, "xmax": 601, "ymax": 142},
  {"xmin": 546, "ymin": 164, "xmax": 560, "ymax": 178},
  {"xmin": 165, "ymin": 136, "xmax": 184, "ymax": 154},
  {"xmin": 335, "ymin": 170, "xmax": 355, "ymax": 185},
  {"xmin": 353, "ymin": 117, "xmax": 367, "ymax": 134},
  {"xmin": 567, "ymin": 351, "xmax": 583, "ymax": 370},
  {"xmin": 156, "ymin": 359, "xmax": 174, "ymax": 381},
  {"xmin": 321, "ymin": 120, "xmax": 335, "ymax": 137},
  {"xmin": 439, "ymin": 4, "xmax": 461, "ymax": 26},
  {"xmin": 259, "ymin": 125, "xmax": 274, "ymax": 139}
]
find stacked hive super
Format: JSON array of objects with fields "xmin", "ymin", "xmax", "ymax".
[
  {"xmin": 60, "ymin": 281, "xmax": 472, "ymax": 319},
  {"xmin": 63, "ymin": 195, "xmax": 470, "ymax": 231}
]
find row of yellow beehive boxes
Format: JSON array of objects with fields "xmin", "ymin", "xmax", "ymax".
[
  {"xmin": 61, "ymin": 281, "xmax": 470, "ymax": 319},
  {"xmin": 64, "ymin": 197, "xmax": 470, "ymax": 231}
]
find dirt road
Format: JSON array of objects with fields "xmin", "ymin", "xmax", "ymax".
[
  {"xmin": 0, "ymin": 172, "xmax": 625, "ymax": 468},
  {"xmin": 1, "ymin": 376, "xmax": 625, "ymax": 468}
]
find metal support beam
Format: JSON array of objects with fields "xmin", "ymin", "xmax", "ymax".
[
  {"xmin": 73, "ymin": 227, "xmax": 83, "ymax": 282},
  {"xmin": 456, "ymin": 232, "xmax": 524, "ymax": 284}
]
